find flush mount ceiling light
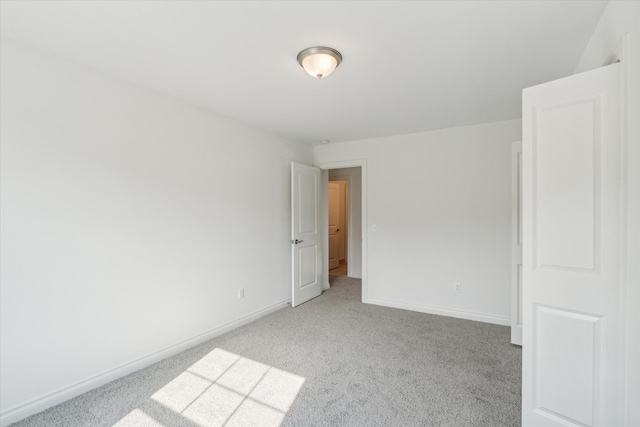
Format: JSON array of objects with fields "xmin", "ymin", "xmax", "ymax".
[{"xmin": 297, "ymin": 46, "xmax": 342, "ymax": 79}]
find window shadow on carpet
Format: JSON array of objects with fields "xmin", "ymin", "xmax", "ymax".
[{"xmin": 113, "ymin": 348, "xmax": 305, "ymax": 427}]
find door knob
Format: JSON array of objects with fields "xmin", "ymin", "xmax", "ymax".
[
  {"xmin": 336, "ymin": 229, "xmax": 340, "ymax": 232},
  {"xmin": 293, "ymin": 239, "xmax": 304, "ymax": 244}
]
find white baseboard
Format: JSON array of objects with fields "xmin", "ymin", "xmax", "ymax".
[
  {"xmin": 366, "ymin": 297, "xmax": 510, "ymax": 326},
  {"xmin": 321, "ymin": 281, "xmax": 330, "ymax": 290},
  {"xmin": 0, "ymin": 298, "xmax": 290, "ymax": 427}
]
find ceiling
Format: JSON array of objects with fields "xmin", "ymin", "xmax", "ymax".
[{"xmin": 0, "ymin": 1, "xmax": 607, "ymax": 144}]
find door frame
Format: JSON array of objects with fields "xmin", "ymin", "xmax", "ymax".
[
  {"xmin": 317, "ymin": 159, "xmax": 367, "ymax": 303},
  {"xmin": 328, "ymin": 176, "xmax": 350, "ymax": 271},
  {"xmin": 511, "ymin": 140, "xmax": 523, "ymax": 346},
  {"xmin": 619, "ymin": 32, "xmax": 638, "ymax": 425}
]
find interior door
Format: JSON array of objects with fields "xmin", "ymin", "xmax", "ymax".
[
  {"xmin": 291, "ymin": 162, "xmax": 322, "ymax": 307},
  {"xmin": 522, "ymin": 63, "xmax": 621, "ymax": 426},
  {"xmin": 511, "ymin": 141, "xmax": 523, "ymax": 346},
  {"xmin": 328, "ymin": 182, "xmax": 340, "ymax": 270}
]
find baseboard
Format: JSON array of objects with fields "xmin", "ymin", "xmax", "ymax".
[
  {"xmin": 0, "ymin": 298, "xmax": 290, "ymax": 427},
  {"xmin": 321, "ymin": 281, "xmax": 330, "ymax": 290},
  {"xmin": 366, "ymin": 297, "xmax": 510, "ymax": 326},
  {"xmin": 511, "ymin": 325, "xmax": 523, "ymax": 346}
]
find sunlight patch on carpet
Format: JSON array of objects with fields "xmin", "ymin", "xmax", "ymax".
[
  {"xmin": 113, "ymin": 348, "xmax": 305, "ymax": 427},
  {"xmin": 113, "ymin": 409, "xmax": 164, "ymax": 427}
]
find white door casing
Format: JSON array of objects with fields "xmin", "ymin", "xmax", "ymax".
[
  {"xmin": 291, "ymin": 162, "xmax": 322, "ymax": 307},
  {"xmin": 511, "ymin": 141, "xmax": 523, "ymax": 346},
  {"xmin": 522, "ymin": 63, "xmax": 621, "ymax": 426}
]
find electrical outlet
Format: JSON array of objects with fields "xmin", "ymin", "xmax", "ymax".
[
  {"xmin": 454, "ymin": 282, "xmax": 462, "ymax": 293},
  {"xmin": 238, "ymin": 288, "xmax": 244, "ymax": 299}
]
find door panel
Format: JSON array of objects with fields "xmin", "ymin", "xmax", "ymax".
[
  {"xmin": 535, "ymin": 100, "xmax": 596, "ymax": 270},
  {"xmin": 522, "ymin": 63, "xmax": 620, "ymax": 426},
  {"xmin": 534, "ymin": 306, "xmax": 601, "ymax": 426},
  {"xmin": 298, "ymin": 245, "xmax": 319, "ymax": 287},
  {"xmin": 298, "ymin": 173, "xmax": 318, "ymax": 234},
  {"xmin": 328, "ymin": 234, "xmax": 338, "ymax": 270},
  {"xmin": 291, "ymin": 163, "xmax": 322, "ymax": 307}
]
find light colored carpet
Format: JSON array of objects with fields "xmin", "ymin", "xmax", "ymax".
[{"xmin": 10, "ymin": 277, "xmax": 521, "ymax": 427}]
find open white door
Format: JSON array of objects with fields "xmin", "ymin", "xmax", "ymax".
[
  {"xmin": 291, "ymin": 162, "xmax": 322, "ymax": 307},
  {"xmin": 511, "ymin": 140, "xmax": 523, "ymax": 346},
  {"xmin": 522, "ymin": 63, "xmax": 621, "ymax": 426}
]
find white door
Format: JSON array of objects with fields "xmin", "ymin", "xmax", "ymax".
[
  {"xmin": 511, "ymin": 141, "xmax": 523, "ymax": 346},
  {"xmin": 291, "ymin": 162, "xmax": 322, "ymax": 307},
  {"xmin": 328, "ymin": 182, "xmax": 340, "ymax": 270},
  {"xmin": 522, "ymin": 63, "xmax": 620, "ymax": 426}
]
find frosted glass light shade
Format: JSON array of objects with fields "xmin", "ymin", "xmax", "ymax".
[{"xmin": 297, "ymin": 47, "xmax": 342, "ymax": 79}]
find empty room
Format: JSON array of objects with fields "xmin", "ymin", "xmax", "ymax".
[{"xmin": 1, "ymin": 1, "xmax": 638, "ymax": 426}]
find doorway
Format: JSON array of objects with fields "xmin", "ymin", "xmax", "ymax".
[
  {"xmin": 323, "ymin": 165, "xmax": 365, "ymax": 290},
  {"xmin": 328, "ymin": 179, "xmax": 348, "ymax": 276},
  {"xmin": 317, "ymin": 159, "xmax": 367, "ymax": 302}
]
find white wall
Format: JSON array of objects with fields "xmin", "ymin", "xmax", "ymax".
[
  {"xmin": 315, "ymin": 120, "xmax": 521, "ymax": 324},
  {"xmin": 328, "ymin": 168, "xmax": 362, "ymax": 278},
  {"xmin": 0, "ymin": 38, "xmax": 312, "ymax": 424},
  {"xmin": 574, "ymin": 2, "xmax": 640, "ymax": 425},
  {"xmin": 574, "ymin": 1, "xmax": 640, "ymax": 74}
]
